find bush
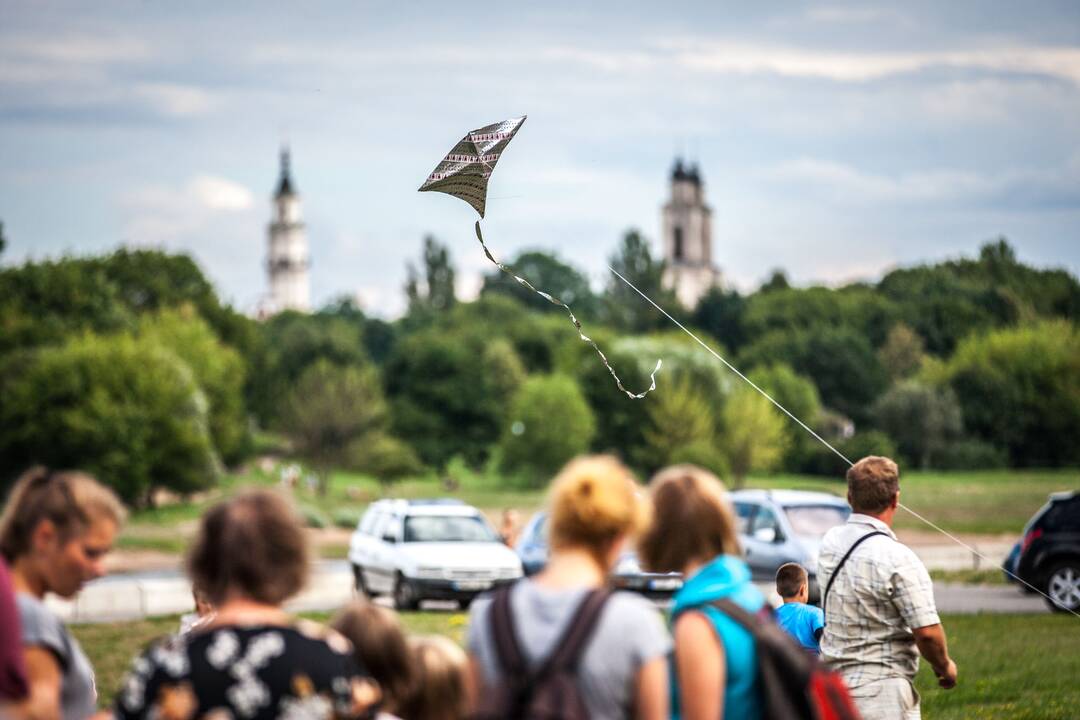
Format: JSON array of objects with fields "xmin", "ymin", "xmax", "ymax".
[
  {"xmin": 348, "ymin": 433, "xmax": 426, "ymax": 486},
  {"xmin": 803, "ymin": 430, "xmax": 899, "ymax": 477},
  {"xmin": 139, "ymin": 308, "xmax": 251, "ymax": 464},
  {"xmin": 873, "ymin": 381, "xmax": 963, "ymax": 469},
  {"xmin": 498, "ymin": 375, "xmax": 596, "ymax": 486},
  {"xmin": 0, "ymin": 333, "xmax": 220, "ymax": 505},
  {"xmin": 299, "ymin": 504, "xmax": 329, "ymax": 529},
  {"xmin": 934, "ymin": 439, "xmax": 1008, "ymax": 470},
  {"xmin": 333, "ymin": 508, "xmax": 364, "ymax": 530},
  {"xmin": 945, "ymin": 320, "xmax": 1080, "ymax": 467}
]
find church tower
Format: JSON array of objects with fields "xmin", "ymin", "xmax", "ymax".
[
  {"xmin": 661, "ymin": 159, "xmax": 722, "ymax": 308},
  {"xmin": 266, "ymin": 147, "xmax": 310, "ymax": 313}
]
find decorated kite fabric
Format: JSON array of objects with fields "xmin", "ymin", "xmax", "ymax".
[
  {"xmin": 418, "ymin": 116, "xmax": 527, "ymax": 218},
  {"xmin": 419, "ymin": 116, "xmax": 661, "ymax": 399}
]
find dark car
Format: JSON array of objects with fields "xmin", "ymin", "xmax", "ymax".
[
  {"xmin": 1014, "ymin": 491, "xmax": 1080, "ymax": 613},
  {"xmin": 515, "ymin": 511, "xmax": 683, "ymax": 597}
]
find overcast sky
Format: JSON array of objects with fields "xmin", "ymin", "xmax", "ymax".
[{"xmin": 2, "ymin": 1, "xmax": 1079, "ymax": 317}]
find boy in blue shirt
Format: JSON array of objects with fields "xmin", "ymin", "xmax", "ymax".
[{"xmin": 774, "ymin": 562, "xmax": 825, "ymax": 653}]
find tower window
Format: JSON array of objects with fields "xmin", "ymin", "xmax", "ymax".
[{"xmin": 673, "ymin": 227, "xmax": 684, "ymax": 260}]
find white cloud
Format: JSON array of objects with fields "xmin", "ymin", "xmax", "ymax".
[
  {"xmin": 665, "ymin": 41, "xmax": 1080, "ymax": 85},
  {"xmin": 134, "ymin": 83, "xmax": 217, "ymax": 117},
  {"xmin": 190, "ymin": 176, "xmax": 254, "ymax": 211}
]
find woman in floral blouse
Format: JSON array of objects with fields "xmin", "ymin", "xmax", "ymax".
[{"xmin": 114, "ymin": 490, "xmax": 379, "ymax": 720}]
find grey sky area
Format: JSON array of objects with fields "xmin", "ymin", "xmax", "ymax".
[{"xmin": 2, "ymin": 1, "xmax": 1078, "ymax": 317}]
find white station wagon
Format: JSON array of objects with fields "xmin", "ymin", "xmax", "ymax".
[{"xmin": 348, "ymin": 498, "xmax": 523, "ymax": 609}]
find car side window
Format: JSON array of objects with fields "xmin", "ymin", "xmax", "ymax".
[
  {"xmin": 381, "ymin": 515, "xmax": 401, "ymax": 542},
  {"xmin": 750, "ymin": 506, "xmax": 781, "ymax": 537},
  {"xmin": 734, "ymin": 502, "xmax": 757, "ymax": 534},
  {"xmin": 358, "ymin": 509, "xmax": 376, "ymax": 535},
  {"xmin": 1043, "ymin": 499, "xmax": 1080, "ymax": 531},
  {"xmin": 370, "ymin": 512, "xmax": 387, "ymax": 539}
]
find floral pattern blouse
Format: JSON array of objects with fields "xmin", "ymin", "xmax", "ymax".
[{"xmin": 114, "ymin": 620, "xmax": 372, "ymax": 720}]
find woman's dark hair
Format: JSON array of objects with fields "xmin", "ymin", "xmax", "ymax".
[
  {"xmin": 0, "ymin": 466, "xmax": 126, "ymax": 563},
  {"xmin": 186, "ymin": 490, "xmax": 308, "ymax": 606}
]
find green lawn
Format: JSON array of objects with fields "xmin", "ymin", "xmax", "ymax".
[{"xmin": 76, "ymin": 611, "xmax": 1077, "ymax": 718}]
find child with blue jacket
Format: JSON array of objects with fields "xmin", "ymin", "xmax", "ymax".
[{"xmin": 774, "ymin": 562, "xmax": 825, "ymax": 654}]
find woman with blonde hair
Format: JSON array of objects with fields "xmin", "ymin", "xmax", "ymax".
[
  {"xmin": 0, "ymin": 466, "xmax": 126, "ymax": 720},
  {"xmin": 638, "ymin": 464, "xmax": 765, "ymax": 720},
  {"xmin": 467, "ymin": 455, "xmax": 670, "ymax": 720}
]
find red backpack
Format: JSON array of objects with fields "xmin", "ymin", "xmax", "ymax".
[
  {"xmin": 472, "ymin": 584, "xmax": 611, "ymax": 720},
  {"xmin": 704, "ymin": 599, "xmax": 862, "ymax": 720}
]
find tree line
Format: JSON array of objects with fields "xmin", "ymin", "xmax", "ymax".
[{"xmin": 0, "ymin": 234, "xmax": 1077, "ymax": 506}]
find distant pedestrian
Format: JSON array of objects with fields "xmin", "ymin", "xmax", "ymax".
[
  {"xmin": 774, "ymin": 563, "xmax": 824, "ymax": 654},
  {"xmin": 468, "ymin": 455, "xmax": 670, "ymax": 720},
  {"xmin": 114, "ymin": 489, "xmax": 378, "ymax": 720},
  {"xmin": 818, "ymin": 456, "xmax": 958, "ymax": 720},
  {"xmin": 638, "ymin": 464, "xmax": 765, "ymax": 720},
  {"xmin": 400, "ymin": 635, "xmax": 469, "ymax": 720},
  {"xmin": 498, "ymin": 508, "xmax": 520, "ymax": 547},
  {"xmin": 331, "ymin": 600, "xmax": 415, "ymax": 720},
  {"xmin": 0, "ymin": 466, "xmax": 126, "ymax": 720}
]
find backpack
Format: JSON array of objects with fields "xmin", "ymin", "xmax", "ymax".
[
  {"xmin": 703, "ymin": 598, "xmax": 863, "ymax": 720},
  {"xmin": 472, "ymin": 584, "xmax": 611, "ymax": 720}
]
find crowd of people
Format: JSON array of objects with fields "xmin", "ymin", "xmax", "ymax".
[{"xmin": 0, "ymin": 454, "xmax": 957, "ymax": 720}]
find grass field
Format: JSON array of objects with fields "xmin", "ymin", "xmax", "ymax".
[
  {"xmin": 118, "ymin": 466, "xmax": 1079, "ymax": 557},
  {"xmin": 75, "ymin": 611, "xmax": 1078, "ymax": 718}
]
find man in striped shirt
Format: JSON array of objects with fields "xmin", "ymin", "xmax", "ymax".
[{"xmin": 818, "ymin": 456, "xmax": 958, "ymax": 720}]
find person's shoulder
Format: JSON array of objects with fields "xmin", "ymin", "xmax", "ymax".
[
  {"xmin": 15, "ymin": 593, "xmax": 67, "ymax": 647},
  {"xmin": 292, "ymin": 618, "xmax": 354, "ymax": 657},
  {"xmin": 605, "ymin": 589, "xmax": 664, "ymax": 619}
]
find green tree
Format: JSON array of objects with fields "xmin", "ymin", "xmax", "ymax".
[
  {"xmin": 878, "ymin": 323, "xmax": 927, "ymax": 381},
  {"xmin": 279, "ymin": 359, "xmax": 388, "ymax": 493},
  {"xmin": 738, "ymin": 327, "xmax": 887, "ymax": 426},
  {"xmin": 481, "ymin": 250, "xmax": 598, "ymax": 318},
  {"xmin": 499, "ymin": 375, "xmax": 596, "ymax": 485},
  {"xmin": 0, "ymin": 333, "xmax": 220, "ymax": 505},
  {"xmin": 720, "ymin": 388, "xmax": 788, "ymax": 488},
  {"xmin": 348, "ymin": 433, "xmax": 426, "ymax": 490},
  {"xmin": 945, "ymin": 320, "xmax": 1080, "ymax": 467},
  {"xmin": 386, "ymin": 329, "xmax": 525, "ymax": 468},
  {"xmin": 692, "ymin": 287, "xmax": 747, "ymax": 351},
  {"xmin": 747, "ymin": 363, "xmax": 822, "ymax": 470},
  {"xmin": 405, "ymin": 235, "xmax": 456, "ymax": 316},
  {"xmin": 873, "ymin": 381, "xmax": 963, "ymax": 468},
  {"xmin": 139, "ymin": 308, "xmax": 250, "ymax": 464},
  {"xmin": 602, "ymin": 229, "xmax": 679, "ymax": 332},
  {"xmin": 641, "ymin": 378, "xmax": 717, "ymax": 473},
  {"xmin": 760, "ymin": 269, "xmax": 790, "ymax": 293}
]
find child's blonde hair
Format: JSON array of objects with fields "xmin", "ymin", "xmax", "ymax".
[
  {"xmin": 547, "ymin": 455, "xmax": 650, "ymax": 565},
  {"xmin": 401, "ymin": 635, "xmax": 469, "ymax": 720}
]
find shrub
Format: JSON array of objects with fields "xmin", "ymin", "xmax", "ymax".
[
  {"xmin": 333, "ymin": 508, "xmax": 364, "ymax": 530},
  {"xmin": 348, "ymin": 433, "xmax": 426, "ymax": 487},
  {"xmin": 498, "ymin": 375, "xmax": 596, "ymax": 486},
  {"xmin": 0, "ymin": 333, "xmax": 220, "ymax": 505},
  {"xmin": 299, "ymin": 504, "xmax": 329, "ymax": 529},
  {"xmin": 934, "ymin": 439, "xmax": 1008, "ymax": 470}
]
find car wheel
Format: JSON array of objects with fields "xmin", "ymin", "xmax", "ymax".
[
  {"xmin": 1044, "ymin": 560, "xmax": 1080, "ymax": 613},
  {"xmin": 393, "ymin": 573, "xmax": 419, "ymax": 611},
  {"xmin": 351, "ymin": 564, "xmax": 369, "ymax": 597}
]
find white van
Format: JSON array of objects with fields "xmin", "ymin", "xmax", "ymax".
[{"xmin": 348, "ymin": 498, "xmax": 523, "ymax": 609}]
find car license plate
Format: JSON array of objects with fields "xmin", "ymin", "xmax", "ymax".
[
  {"xmin": 650, "ymin": 578, "xmax": 681, "ymax": 591},
  {"xmin": 454, "ymin": 580, "xmax": 492, "ymax": 591}
]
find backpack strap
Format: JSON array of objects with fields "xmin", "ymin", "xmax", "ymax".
[
  {"xmin": 822, "ymin": 530, "xmax": 888, "ymax": 617},
  {"xmin": 489, "ymin": 582, "xmax": 528, "ymax": 678}
]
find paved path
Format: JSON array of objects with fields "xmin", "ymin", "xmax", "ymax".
[{"xmin": 50, "ymin": 563, "xmax": 1049, "ymax": 624}]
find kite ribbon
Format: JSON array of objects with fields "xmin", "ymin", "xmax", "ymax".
[{"xmin": 475, "ymin": 221, "xmax": 661, "ymax": 399}]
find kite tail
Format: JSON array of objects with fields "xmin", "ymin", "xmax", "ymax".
[{"xmin": 474, "ymin": 221, "xmax": 661, "ymax": 399}]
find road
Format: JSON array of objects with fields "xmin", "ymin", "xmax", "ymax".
[{"xmin": 48, "ymin": 562, "xmax": 1051, "ymax": 624}]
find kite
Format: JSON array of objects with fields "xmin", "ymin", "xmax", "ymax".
[{"xmin": 419, "ymin": 116, "xmax": 661, "ymax": 399}]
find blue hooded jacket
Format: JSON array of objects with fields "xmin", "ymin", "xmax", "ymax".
[{"xmin": 670, "ymin": 555, "xmax": 764, "ymax": 720}]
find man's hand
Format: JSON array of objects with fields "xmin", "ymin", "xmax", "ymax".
[{"xmin": 935, "ymin": 659, "xmax": 958, "ymax": 689}]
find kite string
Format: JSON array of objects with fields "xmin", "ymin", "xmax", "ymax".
[
  {"xmin": 475, "ymin": 221, "xmax": 661, "ymax": 399},
  {"xmin": 607, "ymin": 265, "xmax": 1080, "ymax": 619}
]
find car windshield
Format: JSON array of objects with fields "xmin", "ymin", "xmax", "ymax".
[
  {"xmin": 783, "ymin": 505, "xmax": 849, "ymax": 538},
  {"xmin": 403, "ymin": 515, "xmax": 499, "ymax": 543}
]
